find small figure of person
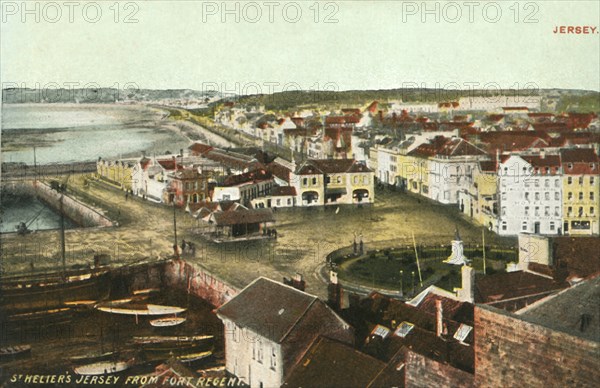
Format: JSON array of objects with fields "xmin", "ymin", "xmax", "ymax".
[
  {"xmin": 181, "ymin": 239, "xmax": 187, "ymax": 253},
  {"xmin": 125, "ymin": 192, "xmax": 128, "ymax": 201}
]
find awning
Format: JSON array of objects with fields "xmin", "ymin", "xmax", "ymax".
[{"xmin": 326, "ymin": 188, "xmax": 347, "ymax": 195}]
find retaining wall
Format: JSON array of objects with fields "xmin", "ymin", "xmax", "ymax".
[{"xmin": 163, "ymin": 259, "xmax": 240, "ymax": 308}]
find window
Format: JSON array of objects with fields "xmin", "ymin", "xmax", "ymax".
[
  {"xmin": 522, "ymin": 221, "xmax": 527, "ymax": 231},
  {"xmin": 257, "ymin": 340, "xmax": 263, "ymax": 363},
  {"xmin": 502, "ymin": 221, "xmax": 507, "ymax": 231},
  {"xmin": 555, "ymin": 179, "xmax": 560, "ymax": 187},
  {"xmin": 591, "ymin": 176, "xmax": 595, "ymax": 185},
  {"xmin": 276, "ymin": 199, "xmax": 281, "ymax": 206},
  {"xmin": 312, "ymin": 177, "xmax": 317, "ymax": 185},
  {"xmin": 591, "ymin": 207, "xmax": 595, "ymax": 215},
  {"xmin": 579, "ymin": 192, "xmax": 584, "ymax": 200},
  {"xmin": 579, "ymin": 176, "xmax": 584, "ymax": 185},
  {"xmin": 363, "ymin": 176, "xmax": 369, "ymax": 184},
  {"xmin": 555, "ymin": 206, "xmax": 560, "ymax": 216},
  {"xmin": 525, "ymin": 192, "xmax": 530, "ymax": 201},
  {"xmin": 524, "ymin": 206, "xmax": 529, "ymax": 216},
  {"xmin": 579, "ymin": 207, "xmax": 584, "ymax": 217},
  {"xmin": 550, "ymin": 222, "xmax": 555, "ymax": 231},
  {"xmin": 568, "ymin": 206, "xmax": 573, "ymax": 215},
  {"xmin": 501, "ymin": 192, "xmax": 506, "ymax": 201},
  {"xmin": 567, "ymin": 176, "xmax": 573, "ymax": 184},
  {"xmin": 535, "ymin": 179, "xmax": 540, "ymax": 188},
  {"xmin": 337, "ymin": 176, "xmax": 342, "ymax": 184},
  {"xmin": 535, "ymin": 192, "xmax": 540, "ymax": 201},
  {"xmin": 326, "ymin": 176, "xmax": 331, "ymax": 184},
  {"xmin": 545, "ymin": 192, "xmax": 550, "ymax": 201},
  {"xmin": 302, "ymin": 178, "xmax": 308, "ymax": 186},
  {"xmin": 545, "ymin": 179, "xmax": 549, "ymax": 187},
  {"xmin": 544, "ymin": 206, "xmax": 550, "ymax": 216},
  {"xmin": 287, "ymin": 198, "xmax": 291, "ymax": 205},
  {"xmin": 270, "ymin": 346, "xmax": 277, "ymax": 370},
  {"xmin": 535, "ymin": 207, "xmax": 540, "ymax": 216},
  {"xmin": 353, "ymin": 176, "xmax": 359, "ymax": 184},
  {"xmin": 555, "ymin": 192, "xmax": 560, "ymax": 200},
  {"xmin": 502, "ymin": 207, "xmax": 506, "ymax": 216},
  {"xmin": 590, "ymin": 192, "xmax": 595, "ymax": 201},
  {"xmin": 568, "ymin": 192, "xmax": 573, "ymax": 200}
]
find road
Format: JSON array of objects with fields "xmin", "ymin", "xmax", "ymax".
[{"xmin": 1, "ymin": 177, "xmax": 515, "ymax": 299}]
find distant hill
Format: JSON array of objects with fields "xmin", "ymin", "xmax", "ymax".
[
  {"xmin": 219, "ymin": 88, "xmax": 599, "ymax": 113},
  {"xmin": 3, "ymin": 87, "xmax": 598, "ymax": 113}
]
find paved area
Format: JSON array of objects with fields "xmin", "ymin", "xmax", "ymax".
[{"xmin": 1, "ymin": 176, "xmax": 515, "ymax": 299}]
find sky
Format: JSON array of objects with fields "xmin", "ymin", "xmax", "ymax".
[{"xmin": 1, "ymin": 0, "xmax": 599, "ymax": 93}]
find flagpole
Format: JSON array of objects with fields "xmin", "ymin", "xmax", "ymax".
[
  {"xmin": 412, "ymin": 232, "xmax": 423, "ymax": 287},
  {"xmin": 482, "ymin": 227, "xmax": 487, "ymax": 275}
]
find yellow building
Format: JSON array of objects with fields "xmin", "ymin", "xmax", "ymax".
[
  {"xmin": 292, "ymin": 159, "xmax": 374, "ymax": 206},
  {"xmin": 561, "ymin": 149, "xmax": 599, "ymax": 235},
  {"xmin": 96, "ymin": 158, "xmax": 135, "ymax": 191},
  {"xmin": 474, "ymin": 161, "xmax": 499, "ymax": 230}
]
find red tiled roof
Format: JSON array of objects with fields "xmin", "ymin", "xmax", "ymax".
[
  {"xmin": 188, "ymin": 143, "xmax": 214, "ymax": 155},
  {"xmin": 221, "ymin": 169, "xmax": 272, "ymax": 187},
  {"xmin": 520, "ymin": 155, "xmax": 561, "ymax": 171},
  {"xmin": 409, "ymin": 136, "xmax": 487, "ymax": 158},
  {"xmin": 157, "ymin": 159, "xmax": 181, "ymax": 171},
  {"xmin": 271, "ymin": 186, "xmax": 296, "ymax": 196}
]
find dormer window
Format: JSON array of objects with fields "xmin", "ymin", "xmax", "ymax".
[{"xmin": 568, "ymin": 163, "xmax": 573, "ymax": 170}]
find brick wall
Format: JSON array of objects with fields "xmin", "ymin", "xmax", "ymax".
[
  {"xmin": 404, "ymin": 350, "xmax": 474, "ymax": 388},
  {"xmin": 163, "ymin": 259, "xmax": 239, "ymax": 308},
  {"xmin": 474, "ymin": 305, "xmax": 600, "ymax": 387}
]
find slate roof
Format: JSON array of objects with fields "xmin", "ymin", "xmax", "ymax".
[
  {"xmin": 216, "ymin": 277, "xmax": 320, "ymax": 343},
  {"xmin": 295, "ymin": 159, "xmax": 372, "ymax": 175},
  {"xmin": 282, "ymin": 337, "xmax": 386, "ymax": 388},
  {"xmin": 474, "ymin": 271, "xmax": 568, "ymax": 308},
  {"xmin": 519, "ymin": 275, "xmax": 600, "ymax": 342},
  {"xmin": 212, "ymin": 208, "xmax": 274, "ymax": 226},
  {"xmin": 552, "ymin": 237, "xmax": 600, "ymax": 279}
]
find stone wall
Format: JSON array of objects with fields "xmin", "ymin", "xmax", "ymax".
[
  {"xmin": 34, "ymin": 182, "xmax": 113, "ymax": 227},
  {"xmin": 163, "ymin": 259, "xmax": 239, "ymax": 308},
  {"xmin": 474, "ymin": 305, "xmax": 600, "ymax": 387},
  {"xmin": 404, "ymin": 350, "xmax": 474, "ymax": 388},
  {"xmin": 1, "ymin": 181, "xmax": 113, "ymax": 228}
]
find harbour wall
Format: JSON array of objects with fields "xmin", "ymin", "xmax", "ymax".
[{"xmin": 2, "ymin": 181, "xmax": 113, "ymax": 228}]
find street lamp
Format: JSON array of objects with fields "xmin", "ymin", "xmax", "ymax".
[
  {"xmin": 411, "ymin": 271, "xmax": 415, "ymax": 295},
  {"xmin": 400, "ymin": 270, "xmax": 404, "ymax": 297}
]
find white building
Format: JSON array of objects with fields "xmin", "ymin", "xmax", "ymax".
[
  {"xmin": 216, "ymin": 277, "xmax": 354, "ymax": 388},
  {"xmin": 458, "ymin": 95, "xmax": 541, "ymax": 112},
  {"xmin": 427, "ymin": 138, "xmax": 489, "ymax": 205},
  {"xmin": 497, "ymin": 154, "xmax": 562, "ymax": 236}
]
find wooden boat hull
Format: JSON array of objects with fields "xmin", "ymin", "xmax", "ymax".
[
  {"xmin": 0, "ymin": 345, "xmax": 32, "ymax": 361},
  {"xmin": 0, "ymin": 270, "xmax": 111, "ymax": 315},
  {"xmin": 150, "ymin": 317, "xmax": 186, "ymax": 327},
  {"xmin": 96, "ymin": 304, "xmax": 186, "ymax": 316},
  {"xmin": 133, "ymin": 336, "xmax": 214, "ymax": 362},
  {"xmin": 74, "ymin": 360, "xmax": 131, "ymax": 375}
]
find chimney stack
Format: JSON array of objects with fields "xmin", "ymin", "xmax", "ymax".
[
  {"xmin": 457, "ymin": 265, "xmax": 475, "ymax": 303},
  {"xmin": 436, "ymin": 299, "xmax": 443, "ymax": 337}
]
